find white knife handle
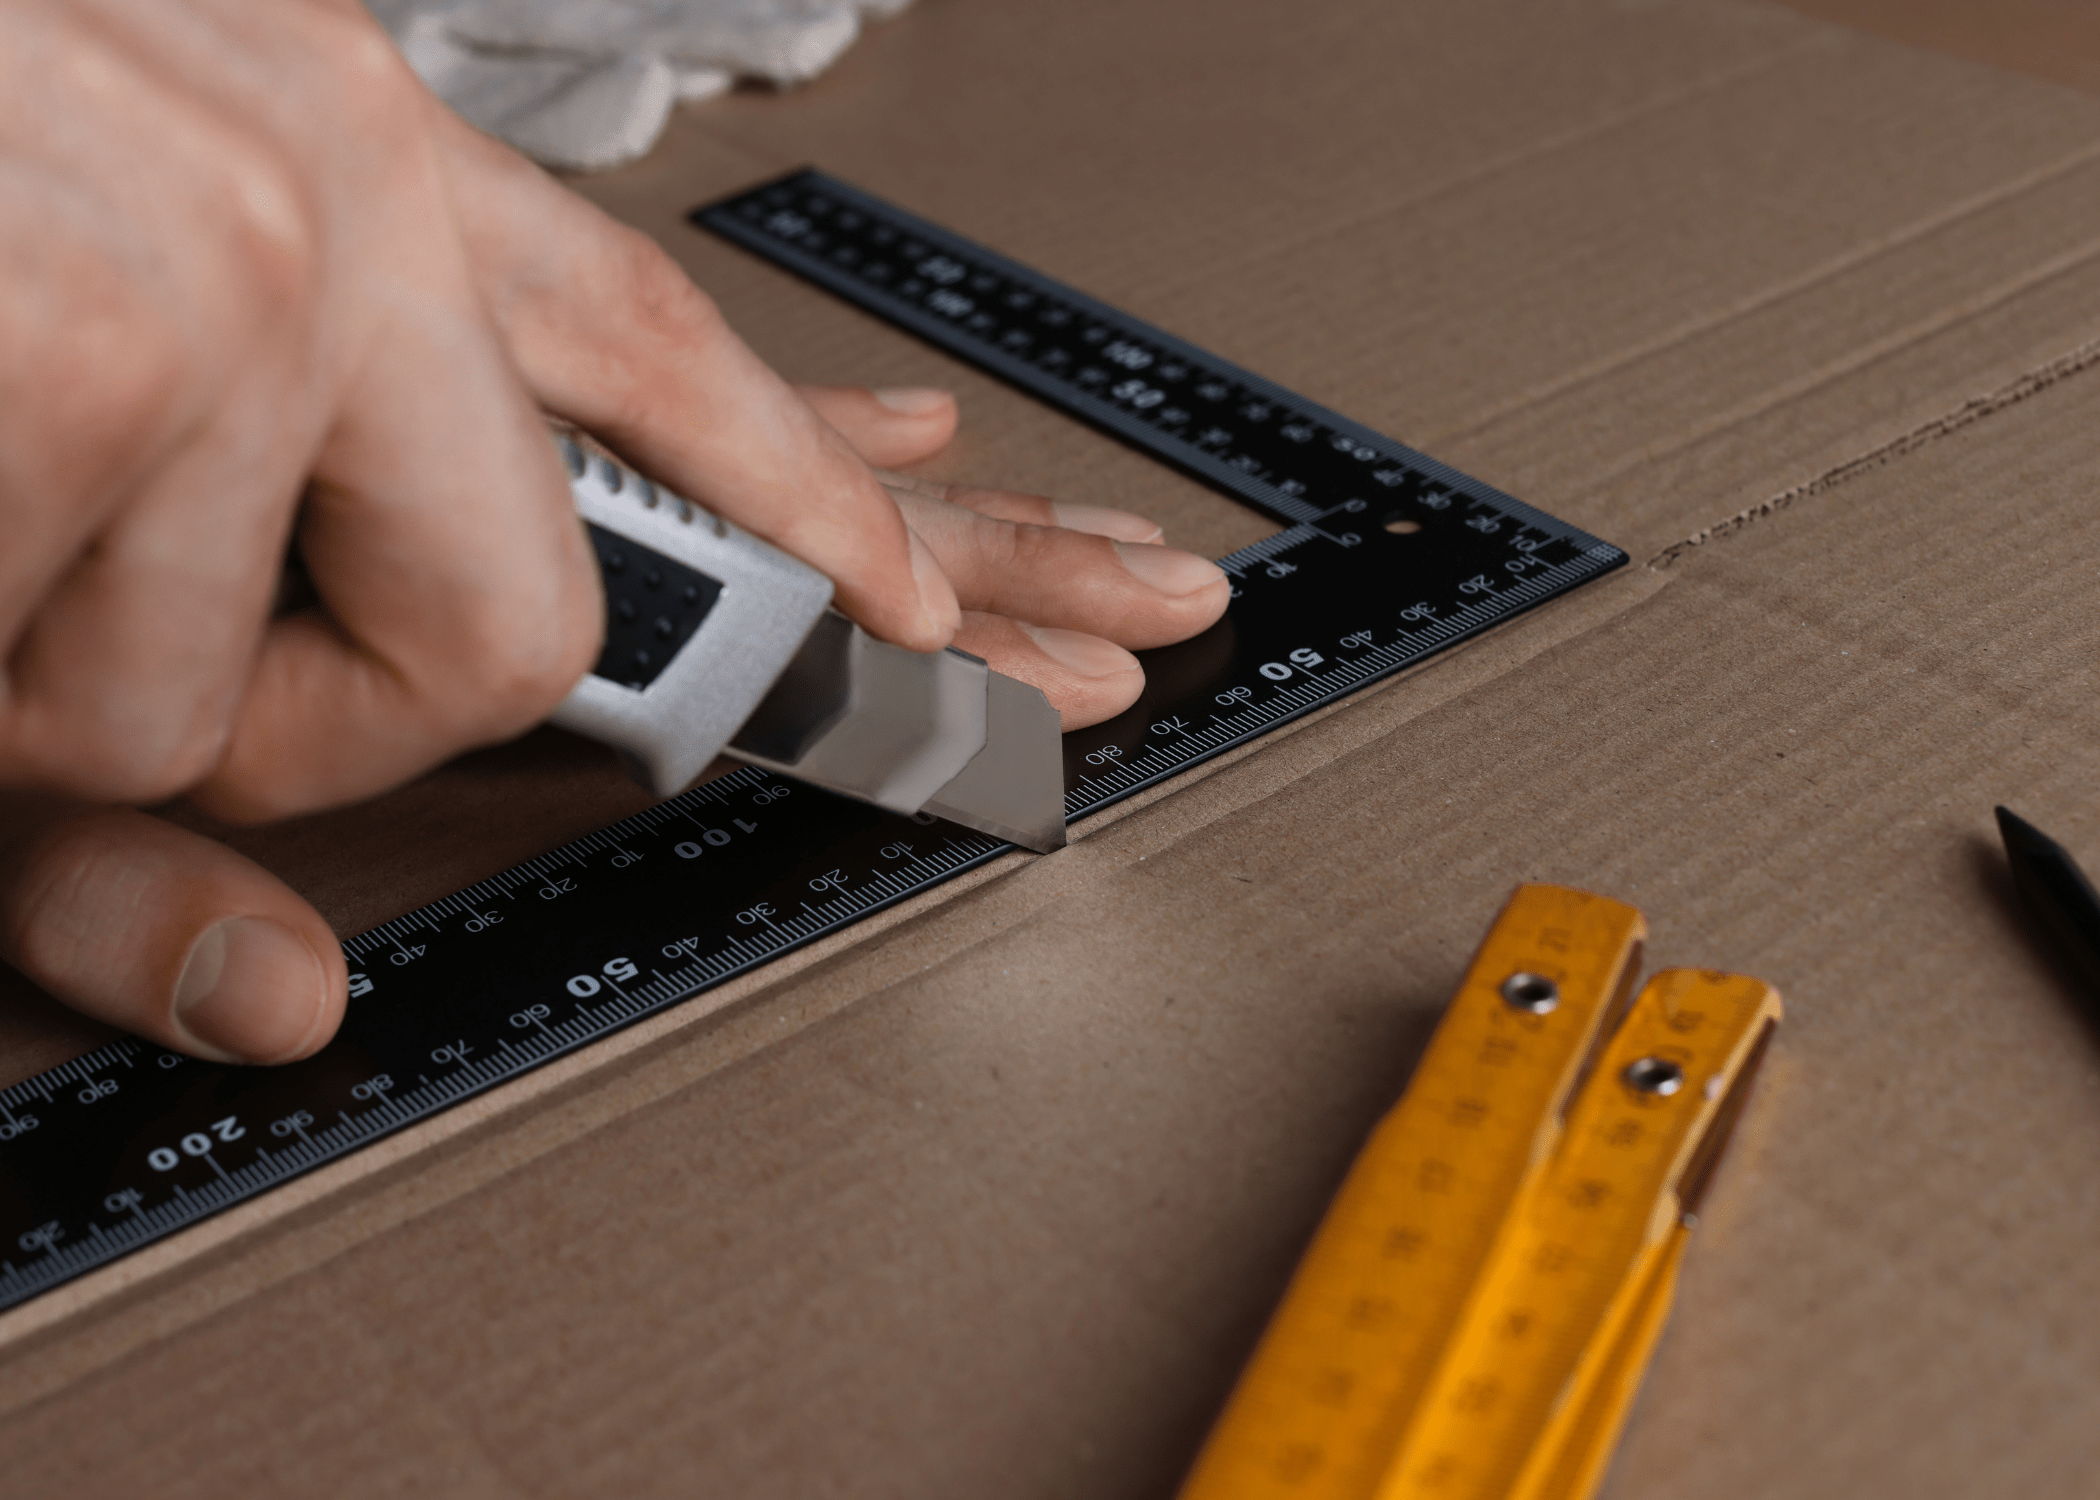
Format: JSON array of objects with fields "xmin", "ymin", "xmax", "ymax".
[{"xmin": 548, "ymin": 435, "xmax": 993, "ymax": 811}]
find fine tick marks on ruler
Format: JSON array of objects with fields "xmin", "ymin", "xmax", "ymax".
[{"xmin": 0, "ymin": 173, "xmax": 1627, "ymax": 1315}]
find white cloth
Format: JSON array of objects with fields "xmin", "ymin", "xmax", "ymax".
[{"xmin": 369, "ymin": 0, "xmax": 913, "ymax": 172}]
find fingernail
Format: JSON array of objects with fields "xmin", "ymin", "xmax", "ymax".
[
  {"xmin": 907, "ymin": 529, "xmax": 961, "ymax": 644},
  {"xmin": 874, "ymin": 387, "xmax": 953, "ymax": 416},
  {"xmin": 1051, "ymin": 504, "xmax": 1164, "ymax": 544},
  {"xmin": 1023, "ymin": 625, "xmax": 1140, "ymax": 679},
  {"xmin": 174, "ymin": 917, "xmax": 328, "ymax": 1064},
  {"xmin": 1113, "ymin": 542, "xmax": 1227, "ymax": 595}
]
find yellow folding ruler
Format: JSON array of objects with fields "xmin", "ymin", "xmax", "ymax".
[{"xmin": 1179, "ymin": 884, "xmax": 1781, "ymax": 1500}]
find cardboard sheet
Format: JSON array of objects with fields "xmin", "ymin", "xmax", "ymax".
[
  {"xmin": 1777, "ymin": 0, "xmax": 2100, "ymax": 97},
  {"xmin": 3, "ymin": 0, "xmax": 2099, "ymax": 1493}
]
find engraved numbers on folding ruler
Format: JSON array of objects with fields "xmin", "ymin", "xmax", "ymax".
[
  {"xmin": 1176, "ymin": 888, "xmax": 1781, "ymax": 1500},
  {"xmin": 1389, "ymin": 969, "xmax": 1780, "ymax": 1500},
  {"xmin": 1179, "ymin": 887, "xmax": 1648, "ymax": 1499},
  {"xmin": 0, "ymin": 177, "xmax": 1628, "ymax": 1315}
]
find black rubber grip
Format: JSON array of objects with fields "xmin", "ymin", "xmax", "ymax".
[{"xmin": 584, "ymin": 522, "xmax": 723, "ymax": 690}]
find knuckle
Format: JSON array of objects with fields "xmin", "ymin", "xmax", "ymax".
[
  {"xmin": 306, "ymin": 2, "xmax": 426, "ymax": 120},
  {"xmin": 0, "ymin": 718, "xmax": 224, "ymax": 807},
  {"xmin": 465, "ymin": 659, "xmax": 576, "ymax": 737},
  {"xmin": 927, "ymin": 503, "xmax": 1022, "ymax": 582},
  {"xmin": 105, "ymin": 324, "xmax": 190, "ymax": 446},
  {"xmin": 955, "ymin": 486, "xmax": 1054, "ymax": 527},
  {"xmin": 612, "ymin": 225, "xmax": 723, "ymax": 336},
  {"xmin": 0, "ymin": 251, "xmax": 190, "ymax": 501},
  {"xmin": 443, "ymin": 587, "xmax": 599, "ymax": 738},
  {"xmin": 271, "ymin": 6, "xmax": 435, "ymax": 206},
  {"xmin": 592, "ymin": 231, "xmax": 729, "ymax": 422},
  {"xmin": 124, "ymin": 740, "xmax": 222, "ymax": 804},
  {"xmin": 1000, "ymin": 521, "xmax": 1106, "ymax": 601},
  {"xmin": 0, "ymin": 651, "xmax": 234, "ymax": 805},
  {"xmin": 208, "ymin": 137, "xmax": 323, "ymax": 313}
]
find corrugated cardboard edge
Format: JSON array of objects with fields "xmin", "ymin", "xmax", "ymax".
[{"xmin": 0, "ymin": 562, "xmax": 1666, "ymax": 1413}]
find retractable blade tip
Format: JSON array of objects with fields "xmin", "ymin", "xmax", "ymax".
[{"xmin": 920, "ymin": 668, "xmax": 1068, "ymax": 853}]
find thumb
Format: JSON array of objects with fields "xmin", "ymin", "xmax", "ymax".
[{"xmin": 0, "ymin": 799, "xmax": 346, "ymax": 1064}]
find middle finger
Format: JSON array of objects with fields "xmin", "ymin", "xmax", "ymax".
[{"xmin": 890, "ymin": 486, "xmax": 1228, "ymax": 650}]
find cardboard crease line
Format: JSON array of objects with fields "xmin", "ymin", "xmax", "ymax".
[
  {"xmin": 1650, "ymin": 331, "xmax": 2100, "ymax": 566},
  {"xmin": 0, "ymin": 566, "xmax": 1663, "ymax": 1404},
  {"xmin": 1430, "ymin": 134, "xmax": 2100, "ymax": 451}
]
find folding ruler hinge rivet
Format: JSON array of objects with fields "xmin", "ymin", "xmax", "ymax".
[
  {"xmin": 1623, "ymin": 1056, "xmax": 1685, "ymax": 1096},
  {"xmin": 1500, "ymin": 972, "xmax": 1559, "ymax": 1014}
]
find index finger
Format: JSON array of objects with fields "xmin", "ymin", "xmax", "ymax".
[{"xmin": 435, "ymin": 121, "xmax": 959, "ymax": 653}]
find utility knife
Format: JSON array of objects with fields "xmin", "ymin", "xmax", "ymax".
[{"xmin": 548, "ymin": 432, "xmax": 1067, "ymax": 852}]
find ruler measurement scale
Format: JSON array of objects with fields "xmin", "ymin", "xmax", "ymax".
[
  {"xmin": 0, "ymin": 174, "xmax": 1626, "ymax": 1314},
  {"xmin": 1178, "ymin": 888, "xmax": 1650, "ymax": 1498},
  {"xmin": 0, "ymin": 771, "xmax": 1013, "ymax": 1309},
  {"xmin": 694, "ymin": 171, "xmax": 1626, "ymax": 803},
  {"xmin": 1177, "ymin": 890, "xmax": 1781, "ymax": 1500},
  {"xmin": 694, "ymin": 171, "xmax": 1618, "ymax": 567}
]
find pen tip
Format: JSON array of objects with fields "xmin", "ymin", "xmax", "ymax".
[{"xmin": 1997, "ymin": 804, "xmax": 2039, "ymax": 843}]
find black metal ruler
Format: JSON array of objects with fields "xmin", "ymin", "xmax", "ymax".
[{"xmin": 0, "ymin": 171, "xmax": 1625, "ymax": 1314}]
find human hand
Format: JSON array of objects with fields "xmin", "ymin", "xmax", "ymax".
[
  {"xmin": 0, "ymin": 400, "xmax": 1230, "ymax": 1067},
  {"xmin": 0, "ymin": 0, "xmax": 1226, "ymax": 1066}
]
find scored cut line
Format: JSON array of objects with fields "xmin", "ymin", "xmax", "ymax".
[{"xmin": 0, "ymin": 173, "xmax": 1626, "ymax": 1316}]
